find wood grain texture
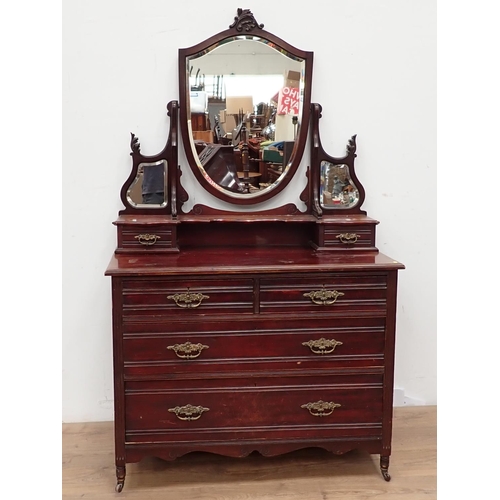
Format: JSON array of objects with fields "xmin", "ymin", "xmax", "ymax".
[
  {"xmin": 107, "ymin": 257, "xmax": 403, "ymax": 487},
  {"xmin": 62, "ymin": 405, "xmax": 436, "ymax": 499},
  {"xmin": 105, "ymin": 249, "xmax": 404, "ymax": 277}
]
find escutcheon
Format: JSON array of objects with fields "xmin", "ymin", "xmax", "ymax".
[
  {"xmin": 301, "ymin": 400, "xmax": 341, "ymax": 417},
  {"xmin": 134, "ymin": 233, "xmax": 161, "ymax": 245},
  {"xmin": 167, "ymin": 341, "xmax": 209, "ymax": 359},
  {"xmin": 302, "ymin": 338, "xmax": 343, "ymax": 354},
  {"xmin": 336, "ymin": 233, "xmax": 359, "ymax": 244},
  {"xmin": 167, "ymin": 289, "xmax": 210, "ymax": 308},
  {"xmin": 168, "ymin": 404, "xmax": 210, "ymax": 421},
  {"xmin": 303, "ymin": 289, "xmax": 344, "ymax": 306}
]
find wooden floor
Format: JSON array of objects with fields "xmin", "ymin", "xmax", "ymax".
[{"xmin": 62, "ymin": 406, "xmax": 436, "ymax": 499}]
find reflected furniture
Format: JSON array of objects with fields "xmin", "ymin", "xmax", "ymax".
[{"xmin": 106, "ymin": 8, "xmax": 404, "ymax": 492}]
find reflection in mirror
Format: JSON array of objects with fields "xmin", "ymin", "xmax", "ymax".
[
  {"xmin": 127, "ymin": 160, "xmax": 168, "ymax": 207},
  {"xmin": 320, "ymin": 162, "xmax": 360, "ymax": 209},
  {"xmin": 185, "ymin": 36, "xmax": 305, "ymax": 196}
]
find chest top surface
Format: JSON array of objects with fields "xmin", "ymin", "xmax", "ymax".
[{"xmin": 106, "ymin": 248, "xmax": 404, "ymax": 276}]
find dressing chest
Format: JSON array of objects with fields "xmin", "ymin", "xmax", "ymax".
[{"xmin": 106, "ymin": 9, "xmax": 404, "ymax": 492}]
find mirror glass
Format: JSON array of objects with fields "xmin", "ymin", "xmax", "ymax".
[
  {"xmin": 127, "ymin": 160, "xmax": 168, "ymax": 207},
  {"xmin": 320, "ymin": 161, "xmax": 360, "ymax": 209},
  {"xmin": 185, "ymin": 36, "xmax": 306, "ymax": 197}
]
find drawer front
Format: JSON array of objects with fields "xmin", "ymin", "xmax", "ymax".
[
  {"xmin": 124, "ymin": 374, "xmax": 383, "ymax": 436},
  {"xmin": 117, "ymin": 225, "xmax": 177, "ymax": 252},
  {"xmin": 260, "ymin": 274, "xmax": 387, "ymax": 315},
  {"xmin": 322, "ymin": 224, "xmax": 375, "ymax": 249},
  {"xmin": 122, "ymin": 277, "xmax": 255, "ymax": 317},
  {"xmin": 122, "ymin": 317, "xmax": 386, "ymax": 377}
]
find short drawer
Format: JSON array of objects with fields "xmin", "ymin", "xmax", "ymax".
[
  {"xmin": 122, "ymin": 317, "xmax": 386, "ymax": 377},
  {"xmin": 122, "ymin": 277, "xmax": 255, "ymax": 318},
  {"xmin": 116, "ymin": 224, "xmax": 178, "ymax": 253},
  {"xmin": 260, "ymin": 273, "xmax": 387, "ymax": 315},
  {"xmin": 322, "ymin": 224, "xmax": 376, "ymax": 249},
  {"xmin": 124, "ymin": 374, "xmax": 383, "ymax": 436},
  {"xmin": 312, "ymin": 220, "xmax": 378, "ymax": 251}
]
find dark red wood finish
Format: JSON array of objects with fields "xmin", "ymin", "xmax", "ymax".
[
  {"xmin": 106, "ymin": 246, "xmax": 403, "ymax": 491},
  {"xmin": 107, "ymin": 247, "xmax": 403, "ymax": 275},
  {"xmin": 107, "ymin": 9, "xmax": 404, "ymax": 492},
  {"xmin": 310, "ymin": 103, "xmax": 367, "ymax": 217},
  {"xmin": 119, "ymin": 101, "xmax": 179, "ymax": 216},
  {"xmin": 313, "ymin": 215, "xmax": 379, "ymax": 252},
  {"xmin": 114, "ymin": 215, "xmax": 180, "ymax": 253}
]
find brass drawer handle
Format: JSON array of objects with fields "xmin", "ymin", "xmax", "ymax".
[
  {"xmin": 134, "ymin": 233, "xmax": 161, "ymax": 245},
  {"xmin": 167, "ymin": 341, "xmax": 209, "ymax": 359},
  {"xmin": 167, "ymin": 289, "xmax": 210, "ymax": 308},
  {"xmin": 303, "ymin": 289, "xmax": 344, "ymax": 306},
  {"xmin": 302, "ymin": 338, "xmax": 343, "ymax": 355},
  {"xmin": 336, "ymin": 233, "xmax": 359, "ymax": 244},
  {"xmin": 168, "ymin": 404, "xmax": 209, "ymax": 421},
  {"xmin": 301, "ymin": 400, "xmax": 341, "ymax": 417}
]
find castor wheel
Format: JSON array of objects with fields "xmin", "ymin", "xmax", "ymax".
[
  {"xmin": 115, "ymin": 465, "xmax": 126, "ymax": 493},
  {"xmin": 380, "ymin": 456, "xmax": 391, "ymax": 481}
]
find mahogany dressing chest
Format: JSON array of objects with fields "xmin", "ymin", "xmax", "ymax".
[{"xmin": 105, "ymin": 9, "xmax": 404, "ymax": 492}]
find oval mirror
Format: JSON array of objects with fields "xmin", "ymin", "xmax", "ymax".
[{"xmin": 179, "ymin": 9, "xmax": 313, "ymax": 205}]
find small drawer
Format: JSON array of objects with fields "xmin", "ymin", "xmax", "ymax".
[
  {"xmin": 116, "ymin": 224, "xmax": 178, "ymax": 253},
  {"xmin": 124, "ymin": 374, "xmax": 383, "ymax": 435},
  {"xmin": 323, "ymin": 224, "xmax": 375, "ymax": 249},
  {"xmin": 313, "ymin": 222, "xmax": 377, "ymax": 251},
  {"xmin": 122, "ymin": 277, "xmax": 255, "ymax": 318},
  {"xmin": 260, "ymin": 273, "xmax": 387, "ymax": 315}
]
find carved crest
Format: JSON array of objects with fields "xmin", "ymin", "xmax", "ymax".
[
  {"xmin": 130, "ymin": 133, "xmax": 141, "ymax": 154},
  {"xmin": 229, "ymin": 8, "xmax": 264, "ymax": 32},
  {"xmin": 347, "ymin": 134, "xmax": 357, "ymax": 156}
]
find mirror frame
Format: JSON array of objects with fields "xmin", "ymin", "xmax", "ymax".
[
  {"xmin": 310, "ymin": 103, "xmax": 366, "ymax": 217},
  {"xmin": 178, "ymin": 9, "xmax": 313, "ymax": 205},
  {"xmin": 119, "ymin": 101, "xmax": 180, "ymax": 216}
]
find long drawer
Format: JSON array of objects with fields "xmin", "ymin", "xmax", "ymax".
[
  {"xmin": 122, "ymin": 317, "xmax": 386, "ymax": 378},
  {"xmin": 124, "ymin": 374, "xmax": 383, "ymax": 443}
]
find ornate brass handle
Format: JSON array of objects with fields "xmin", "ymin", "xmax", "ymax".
[
  {"xmin": 167, "ymin": 341, "xmax": 209, "ymax": 359},
  {"xmin": 301, "ymin": 400, "xmax": 341, "ymax": 417},
  {"xmin": 168, "ymin": 404, "xmax": 210, "ymax": 421},
  {"xmin": 303, "ymin": 289, "xmax": 344, "ymax": 306},
  {"xmin": 302, "ymin": 338, "xmax": 343, "ymax": 355},
  {"xmin": 167, "ymin": 289, "xmax": 210, "ymax": 308},
  {"xmin": 336, "ymin": 233, "xmax": 359, "ymax": 244},
  {"xmin": 134, "ymin": 233, "xmax": 161, "ymax": 246}
]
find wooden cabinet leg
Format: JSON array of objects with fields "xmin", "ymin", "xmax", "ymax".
[
  {"xmin": 380, "ymin": 456, "xmax": 391, "ymax": 481},
  {"xmin": 115, "ymin": 465, "xmax": 126, "ymax": 492}
]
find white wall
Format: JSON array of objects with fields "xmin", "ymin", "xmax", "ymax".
[{"xmin": 62, "ymin": 0, "xmax": 436, "ymax": 422}]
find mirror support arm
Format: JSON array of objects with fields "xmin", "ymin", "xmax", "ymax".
[
  {"xmin": 310, "ymin": 103, "xmax": 367, "ymax": 216},
  {"xmin": 240, "ymin": 124, "xmax": 250, "ymax": 193},
  {"xmin": 118, "ymin": 100, "xmax": 180, "ymax": 216},
  {"xmin": 310, "ymin": 103, "xmax": 323, "ymax": 218}
]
